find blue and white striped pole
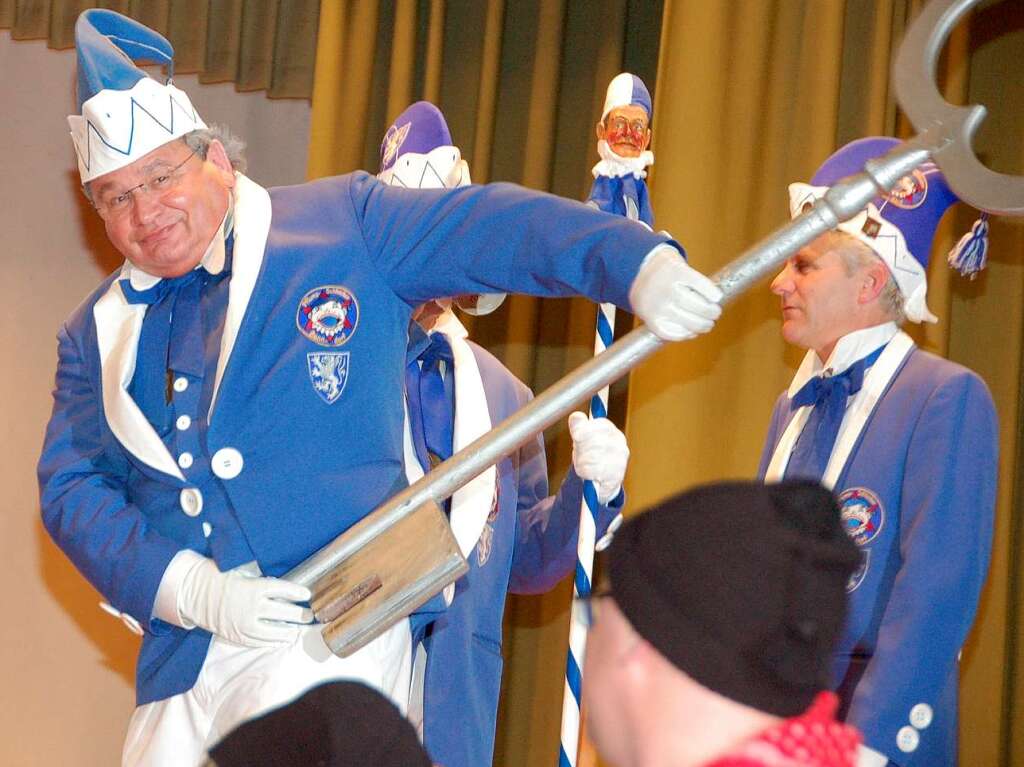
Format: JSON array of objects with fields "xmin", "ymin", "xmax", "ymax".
[{"xmin": 558, "ymin": 300, "xmax": 616, "ymax": 767}]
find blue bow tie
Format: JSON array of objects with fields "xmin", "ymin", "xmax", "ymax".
[
  {"xmin": 791, "ymin": 345, "xmax": 885, "ymax": 410},
  {"xmin": 119, "ymin": 233, "xmax": 234, "ymax": 306},
  {"xmin": 120, "ymin": 267, "xmax": 206, "ymax": 306},
  {"xmin": 119, "ymin": 240, "xmax": 234, "ymax": 388},
  {"xmin": 785, "ymin": 344, "xmax": 885, "ymax": 480}
]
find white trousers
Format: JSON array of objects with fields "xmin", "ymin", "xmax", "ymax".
[{"xmin": 121, "ymin": 621, "xmax": 412, "ymax": 766}]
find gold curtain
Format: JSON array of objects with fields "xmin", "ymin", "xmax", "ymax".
[
  {"xmin": 0, "ymin": 0, "xmax": 320, "ymax": 97},
  {"xmin": 627, "ymin": 1, "xmax": 1023, "ymax": 766}
]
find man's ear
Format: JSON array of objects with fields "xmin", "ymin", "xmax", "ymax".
[
  {"xmin": 205, "ymin": 139, "xmax": 237, "ymax": 188},
  {"xmin": 596, "ymin": 120, "xmax": 606, "ymax": 142},
  {"xmin": 859, "ymin": 258, "xmax": 890, "ymax": 305},
  {"xmin": 622, "ymin": 633, "xmax": 654, "ymax": 671},
  {"xmin": 642, "ymin": 128, "xmax": 652, "ymax": 151}
]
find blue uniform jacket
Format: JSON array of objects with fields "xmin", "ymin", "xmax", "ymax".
[
  {"xmin": 587, "ymin": 174, "xmax": 654, "ymax": 227},
  {"xmin": 37, "ymin": 171, "xmax": 671, "ymax": 706},
  {"xmin": 759, "ymin": 346, "xmax": 997, "ymax": 765},
  {"xmin": 420, "ymin": 341, "xmax": 621, "ymax": 767}
]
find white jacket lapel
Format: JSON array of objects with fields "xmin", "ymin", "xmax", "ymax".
[
  {"xmin": 93, "ymin": 276, "xmax": 185, "ymax": 480},
  {"xmin": 433, "ymin": 312, "xmax": 498, "ymax": 560},
  {"xmin": 209, "ymin": 173, "xmax": 272, "ymax": 418}
]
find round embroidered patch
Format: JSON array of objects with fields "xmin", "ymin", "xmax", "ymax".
[
  {"xmin": 837, "ymin": 486, "xmax": 884, "ymax": 547},
  {"xmin": 885, "ymin": 168, "xmax": 928, "ymax": 209},
  {"xmin": 296, "ymin": 286, "xmax": 359, "ymax": 347}
]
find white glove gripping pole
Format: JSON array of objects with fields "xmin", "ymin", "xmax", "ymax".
[{"xmin": 178, "ymin": 556, "xmax": 313, "ymax": 647}]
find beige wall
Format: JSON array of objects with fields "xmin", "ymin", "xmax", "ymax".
[{"xmin": 0, "ymin": 32, "xmax": 310, "ymax": 765}]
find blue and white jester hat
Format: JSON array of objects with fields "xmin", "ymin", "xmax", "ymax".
[
  {"xmin": 69, "ymin": 9, "xmax": 206, "ymax": 184},
  {"xmin": 601, "ymin": 72, "xmax": 652, "ymax": 121},
  {"xmin": 378, "ymin": 101, "xmax": 470, "ymax": 189},
  {"xmin": 789, "ymin": 137, "xmax": 989, "ymax": 324}
]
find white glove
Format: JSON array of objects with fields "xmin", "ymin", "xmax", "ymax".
[
  {"xmin": 568, "ymin": 411, "xmax": 629, "ymax": 504},
  {"xmin": 628, "ymin": 245, "xmax": 723, "ymax": 340},
  {"xmin": 177, "ymin": 557, "xmax": 313, "ymax": 648}
]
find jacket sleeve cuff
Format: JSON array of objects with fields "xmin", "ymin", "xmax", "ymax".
[{"xmin": 152, "ymin": 549, "xmax": 207, "ymax": 629}]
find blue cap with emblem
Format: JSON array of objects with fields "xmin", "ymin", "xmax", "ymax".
[
  {"xmin": 378, "ymin": 101, "xmax": 469, "ymax": 189},
  {"xmin": 379, "ymin": 101, "xmax": 455, "ymax": 178},
  {"xmin": 788, "ymin": 137, "xmax": 989, "ymax": 324},
  {"xmin": 68, "ymin": 9, "xmax": 206, "ymax": 184}
]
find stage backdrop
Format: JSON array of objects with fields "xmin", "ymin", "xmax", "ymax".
[
  {"xmin": 0, "ymin": 0, "xmax": 319, "ymax": 97},
  {"xmin": 4, "ymin": 1, "xmax": 1023, "ymax": 765}
]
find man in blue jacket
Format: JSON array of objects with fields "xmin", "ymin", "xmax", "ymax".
[
  {"xmin": 380, "ymin": 101, "xmax": 630, "ymax": 767},
  {"xmin": 39, "ymin": 11, "xmax": 721, "ymax": 765},
  {"xmin": 760, "ymin": 137, "xmax": 997, "ymax": 766}
]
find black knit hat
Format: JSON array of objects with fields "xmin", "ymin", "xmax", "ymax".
[
  {"xmin": 207, "ymin": 680, "xmax": 432, "ymax": 767},
  {"xmin": 607, "ymin": 479, "xmax": 860, "ymax": 717}
]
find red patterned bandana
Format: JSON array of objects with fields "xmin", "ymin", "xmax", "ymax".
[{"xmin": 702, "ymin": 693, "xmax": 860, "ymax": 767}]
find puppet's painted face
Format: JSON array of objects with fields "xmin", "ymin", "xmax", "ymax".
[{"xmin": 596, "ymin": 105, "xmax": 652, "ymax": 158}]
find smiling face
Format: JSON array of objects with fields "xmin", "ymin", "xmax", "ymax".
[
  {"xmin": 90, "ymin": 138, "xmax": 235, "ymax": 278},
  {"xmin": 596, "ymin": 105, "xmax": 652, "ymax": 158},
  {"xmin": 771, "ymin": 232, "xmax": 888, "ymax": 361}
]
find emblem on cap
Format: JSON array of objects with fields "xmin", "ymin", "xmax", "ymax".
[
  {"xmin": 884, "ymin": 168, "xmax": 928, "ymax": 210},
  {"xmin": 307, "ymin": 352, "xmax": 350, "ymax": 404},
  {"xmin": 381, "ymin": 122, "xmax": 412, "ymax": 170},
  {"xmin": 297, "ymin": 286, "xmax": 359, "ymax": 347},
  {"xmin": 862, "ymin": 217, "xmax": 882, "ymax": 238},
  {"xmin": 838, "ymin": 487, "xmax": 884, "ymax": 546}
]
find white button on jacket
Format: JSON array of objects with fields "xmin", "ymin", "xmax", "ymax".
[
  {"xmin": 211, "ymin": 447, "xmax": 244, "ymax": 479},
  {"xmin": 179, "ymin": 488, "xmax": 203, "ymax": 517}
]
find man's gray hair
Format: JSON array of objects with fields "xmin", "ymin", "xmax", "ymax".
[
  {"xmin": 82, "ymin": 125, "xmax": 247, "ymax": 203},
  {"xmin": 832, "ymin": 232, "xmax": 906, "ymax": 325},
  {"xmin": 184, "ymin": 125, "xmax": 248, "ymax": 174}
]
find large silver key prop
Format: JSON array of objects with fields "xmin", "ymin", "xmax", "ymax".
[{"xmin": 286, "ymin": 0, "xmax": 1022, "ymax": 657}]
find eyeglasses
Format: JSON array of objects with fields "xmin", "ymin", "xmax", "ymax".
[
  {"xmin": 571, "ymin": 586, "xmax": 612, "ymax": 628},
  {"xmin": 606, "ymin": 116, "xmax": 648, "ymax": 134},
  {"xmin": 93, "ymin": 151, "xmax": 198, "ymax": 218}
]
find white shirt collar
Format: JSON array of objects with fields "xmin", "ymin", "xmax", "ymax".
[
  {"xmin": 430, "ymin": 308, "xmax": 469, "ymax": 340},
  {"xmin": 787, "ymin": 322, "xmax": 899, "ymax": 398},
  {"xmin": 125, "ymin": 196, "xmax": 234, "ymax": 290}
]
